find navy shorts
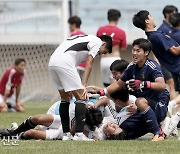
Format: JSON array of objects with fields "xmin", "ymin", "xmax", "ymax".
[
  {"xmin": 146, "ymin": 94, "xmax": 169, "ymax": 124},
  {"xmin": 161, "ymin": 66, "xmax": 172, "ymax": 81},
  {"xmin": 120, "ymin": 112, "xmax": 150, "ymax": 139},
  {"xmin": 172, "ymin": 73, "xmax": 180, "ymax": 92}
]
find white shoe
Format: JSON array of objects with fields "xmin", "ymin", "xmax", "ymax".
[
  {"xmin": 11, "ymin": 122, "xmax": 18, "ymax": 130},
  {"xmin": 170, "ymin": 127, "xmax": 178, "ymax": 137},
  {"xmin": 62, "ymin": 132, "xmax": 72, "ymax": 141},
  {"xmin": 73, "ymin": 133, "xmax": 94, "ymax": 141},
  {"xmin": 168, "ymin": 101, "xmax": 176, "ymax": 117},
  {"xmin": 165, "ymin": 119, "xmax": 177, "ymax": 136}
]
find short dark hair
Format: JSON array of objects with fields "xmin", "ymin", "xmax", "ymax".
[
  {"xmin": 68, "ymin": 16, "xmax": 82, "ymax": 28},
  {"xmin": 108, "ymin": 131, "xmax": 127, "ymax": 140},
  {"xmin": 132, "ymin": 38, "xmax": 152, "ymax": 54},
  {"xmin": 85, "ymin": 108, "xmax": 103, "ymax": 131},
  {"xmin": 98, "ymin": 35, "xmax": 113, "ymax": 53},
  {"xmin": 110, "ymin": 86, "xmax": 129, "ymax": 102},
  {"xmin": 163, "ymin": 5, "xmax": 178, "ymax": 18},
  {"xmin": 108, "ymin": 9, "xmax": 121, "ymax": 21},
  {"xmin": 14, "ymin": 58, "xmax": 26, "ymax": 65},
  {"xmin": 132, "ymin": 10, "xmax": 150, "ymax": 30},
  {"xmin": 169, "ymin": 13, "xmax": 180, "ymax": 27},
  {"xmin": 110, "ymin": 59, "xmax": 129, "ymax": 73}
]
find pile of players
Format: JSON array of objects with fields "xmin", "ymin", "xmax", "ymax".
[{"xmin": 0, "ymin": 5, "xmax": 180, "ymax": 142}]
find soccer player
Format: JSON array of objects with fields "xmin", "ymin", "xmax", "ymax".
[
  {"xmin": 68, "ymin": 16, "xmax": 85, "ymax": 37},
  {"xmin": 48, "ymin": 34, "xmax": 112, "ymax": 140},
  {"xmin": 68, "ymin": 16, "xmax": 86, "ymax": 79},
  {"xmin": 157, "ymin": 5, "xmax": 178, "ymax": 100},
  {"xmin": 0, "ymin": 58, "xmax": 25, "ymax": 112},
  {"xmin": 97, "ymin": 9, "xmax": 127, "ymax": 87},
  {"xmin": 96, "ymin": 38, "xmax": 169, "ymax": 141},
  {"xmin": 132, "ymin": 10, "xmax": 180, "ymax": 117},
  {"xmin": 157, "ymin": 5, "xmax": 178, "ymax": 35},
  {"xmin": 169, "ymin": 12, "xmax": 180, "ymax": 45}
]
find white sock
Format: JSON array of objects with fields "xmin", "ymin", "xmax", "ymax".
[
  {"xmin": 171, "ymin": 112, "xmax": 180, "ymax": 126},
  {"xmin": 169, "ymin": 100, "xmax": 176, "ymax": 107}
]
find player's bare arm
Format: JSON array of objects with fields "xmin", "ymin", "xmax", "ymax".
[{"xmin": 169, "ymin": 46, "xmax": 180, "ymax": 55}]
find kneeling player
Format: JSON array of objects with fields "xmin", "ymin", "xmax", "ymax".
[{"xmin": 0, "ymin": 58, "xmax": 25, "ymax": 112}]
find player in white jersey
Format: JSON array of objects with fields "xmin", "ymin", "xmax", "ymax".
[{"xmin": 48, "ymin": 34, "xmax": 112, "ymax": 141}]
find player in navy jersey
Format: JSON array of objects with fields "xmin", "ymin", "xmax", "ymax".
[
  {"xmin": 96, "ymin": 38, "xmax": 169, "ymax": 141},
  {"xmin": 132, "ymin": 10, "xmax": 180, "ymax": 117},
  {"xmin": 157, "ymin": 5, "xmax": 178, "ymax": 101}
]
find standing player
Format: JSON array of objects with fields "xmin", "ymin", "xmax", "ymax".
[
  {"xmin": 132, "ymin": 10, "xmax": 180, "ymax": 116},
  {"xmin": 97, "ymin": 9, "xmax": 127, "ymax": 87},
  {"xmin": 157, "ymin": 5, "xmax": 178, "ymax": 35},
  {"xmin": 48, "ymin": 34, "xmax": 112, "ymax": 141},
  {"xmin": 0, "ymin": 58, "xmax": 25, "ymax": 112},
  {"xmin": 96, "ymin": 38, "xmax": 169, "ymax": 141},
  {"xmin": 156, "ymin": 5, "xmax": 178, "ymax": 100},
  {"xmin": 68, "ymin": 16, "xmax": 86, "ymax": 79}
]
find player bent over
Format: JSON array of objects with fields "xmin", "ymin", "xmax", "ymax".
[
  {"xmin": 0, "ymin": 58, "xmax": 25, "ymax": 112},
  {"xmin": 48, "ymin": 34, "xmax": 112, "ymax": 141},
  {"xmin": 96, "ymin": 38, "xmax": 169, "ymax": 141}
]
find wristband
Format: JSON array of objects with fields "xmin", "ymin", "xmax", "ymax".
[{"xmin": 146, "ymin": 81, "xmax": 151, "ymax": 89}]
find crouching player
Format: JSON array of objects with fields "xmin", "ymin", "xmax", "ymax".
[
  {"xmin": 0, "ymin": 58, "xmax": 25, "ymax": 112},
  {"xmin": 96, "ymin": 38, "xmax": 170, "ymax": 141}
]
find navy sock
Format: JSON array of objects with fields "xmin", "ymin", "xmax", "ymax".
[
  {"xmin": 59, "ymin": 101, "xmax": 70, "ymax": 133},
  {"xmin": 142, "ymin": 106, "xmax": 161, "ymax": 135},
  {"xmin": 75, "ymin": 100, "xmax": 86, "ymax": 133}
]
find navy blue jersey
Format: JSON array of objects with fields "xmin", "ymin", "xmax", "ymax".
[
  {"xmin": 170, "ymin": 28, "xmax": 180, "ymax": 45},
  {"xmin": 121, "ymin": 58, "xmax": 169, "ymax": 101},
  {"xmin": 157, "ymin": 20, "xmax": 173, "ymax": 35},
  {"xmin": 146, "ymin": 31, "xmax": 180, "ymax": 75}
]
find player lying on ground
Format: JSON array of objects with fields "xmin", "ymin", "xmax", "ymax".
[
  {"xmin": 0, "ymin": 58, "xmax": 25, "ymax": 112},
  {"xmin": 48, "ymin": 34, "xmax": 112, "ymax": 141},
  {"xmin": 94, "ymin": 38, "xmax": 170, "ymax": 141},
  {"xmin": 0, "ymin": 98, "xmax": 103, "ymax": 140}
]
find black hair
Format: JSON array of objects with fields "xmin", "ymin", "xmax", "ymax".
[
  {"xmin": 132, "ymin": 38, "xmax": 152, "ymax": 55},
  {"xmin": 110, "ymin": 86, "xmax": 129, "ymax": 102},
  {"xmin": 14, "ymin": 58, "xmax": 26, "ymax": 65},
  {"xmin": 98, "ymin": 35, "xmax": 112, "ymax": 53},
  {"xmin": 108, "ymin": 131, "xmax": 127, "ymax": 140},
  {"xmin": 108, "ymin": 9, "xmax": 121, "ymax": 21},
  {"xmin": 110, "ymin": 59, "xmax": 129, "ymax": 73},
  {"xmin": 163, "ymin": 5, "xmax": 178, "ymax": 18},
  {"xmin": 169, "ymin": 13, "xmax": 180, "ymax": 27},
  {"xmin": 132, "ymin": 10, "xmax": 150, "ymax": 30},
  {"xmin": 68, "ymin": 16, "xmax": 82, "ymax": 28},
  {"xmin": 85, "ymin": 108, "xmax": 103, "ymax": 131}
]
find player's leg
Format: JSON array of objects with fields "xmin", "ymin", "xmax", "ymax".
[
  {"xmin": 22, "ymin": 129, "xmax": 46, "ymax": 140},
  {"xmin": 0, "ymin": 94, "xmax": 7, "ymax": 112},
  {"xmin": 135, "ymin": 98, "xmax": 164, "ymax": 141}
]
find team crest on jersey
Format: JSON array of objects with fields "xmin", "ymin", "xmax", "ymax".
[{"xmin": 141, "ymin": 73, "xmax": 145, "ymax": 80}]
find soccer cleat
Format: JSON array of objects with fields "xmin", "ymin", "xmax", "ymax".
[
  {"xmin": 0, "ymin": 129, "xmax": 12, "ymax": 138},
  {"xmin": 165, "ymin": 119, "xmax": 178, "ymax": 136},
  {"xmin": 151, "ymin": 134, "xmax": 165, "ymax": 142},
  {"xmin": 11, "ymin": 122, "xmax": 18, "ymax": 130},
  {"xmin": 73, "ymin": 132, "xmax": 94, "ymax": 141},
  {"xmin": 170, "ymin": 127, "xmax": 178, "ymax": 137},
  {"xmin": 62, "ymin": 132, "xmax": 73, "ymax": 141},
  {"xmin": 161, "ymin": 117, "xmax": 170, "ymax": 136}
]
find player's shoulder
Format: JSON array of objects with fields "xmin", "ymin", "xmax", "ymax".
[
  {"xmin": 145, "ymin": 59, "xmax": 161, "ymax": 70},
  {"xmin": 126, "ymin": 62, "xmax": 135, "ymax": 69},
  {"xmin": 5, "ymin": 67, "xmax": 16, "ymax": 75}
]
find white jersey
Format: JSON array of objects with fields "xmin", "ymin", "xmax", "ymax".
[{"xmin": 49, "ymin": 35, "xmax": 102, "ymax": 67}]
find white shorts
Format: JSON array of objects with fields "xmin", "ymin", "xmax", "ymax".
[
  {"xmin": 48, "ymin": 66, "xmax": 83, "ymax": 92},
  {"xmin": 0, "ymin": 94, "xmax": 16, "ymax": 107},
  {"xmin": 100, "ymin": 57, "xmax": 121, "ymax": 84},
  {"xmin": 45, "ymin": 126, "xmax": 63, "ymax": 140}
]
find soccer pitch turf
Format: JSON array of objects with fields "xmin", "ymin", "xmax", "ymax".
[{"xmin": 0, "ymin": 102, "xmax": 180, "ymax": 154}]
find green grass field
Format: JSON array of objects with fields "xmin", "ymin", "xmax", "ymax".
[{"xmin": 0, "ymin": 102, "xmax": 180, "ymax": 154}]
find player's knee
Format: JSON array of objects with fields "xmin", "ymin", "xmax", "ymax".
[
  {"xmin": 31, "ymin": 115, "xmax": 43, "ymax": 124},
  {"xmin": 24, "ymin": 129, "xmax": 36, "ymax": 138},
  {"xmin": 0, "ymin": 106, "xmax": 7, "ymax": 112},
  {"xmin": 135, "ymin": 98, "xmax": 148, "ymax": 111}
]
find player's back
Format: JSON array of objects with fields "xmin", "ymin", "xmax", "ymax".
[
  {"xmin": 97, "ymin": 25, "xmax": 126, "ymax": 49},
  {"xmin": 49, "ymin": 35, "xmax": 102, "ymax": 66}
]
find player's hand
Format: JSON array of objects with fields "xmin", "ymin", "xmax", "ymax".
[
  {"xmin": 129, "ymin": 79, "xmax": 151, "ymax": 91},
  {"xmin": 127, "ymin": 104, "xmax": 137, "ymax": 115},
  {"xmin": 82, "ymin": 86, "xmax": 89, "ymax": 100}
]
